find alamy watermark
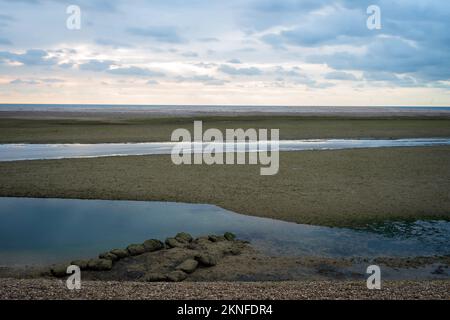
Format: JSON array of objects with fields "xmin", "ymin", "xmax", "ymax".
[
  {"xmin": 66, "ymin": 5, "xmax": 81, "ymax": 30},
  {"xmin": 367, "ymin": 5, "xmax": 381, "ymax": 30},
  {"xmin": 171, "ymin": 121, "xmax": 279, "ymax": 175},
  {"xmin": 66, "ymin": 265, "xmax": 81, "ymax": 290},
  {"xmin": 366, "ymin": 265, "xmax": 381, "ymax": 289}
]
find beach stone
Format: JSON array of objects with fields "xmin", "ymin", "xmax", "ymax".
[
  {"xmin": 110, "ymin": 248, "xmax": 129, "ymax": 259},
  {"xmin": 167, "ymin": 270, "xmax": 187, "ymax": 282},
  {"xmin": 195, "ymin": 253, "xmax": 218, "ymax": 267},
  {"xmin": 87, "ymin": 259, "xmax": 113, "ymax": 271},
  {"xmin": 143, "ymin": 239, "xmax": 164, "ymax": 252},
  {"xmin": 165, "ymin": 237, "xmax": 184, "ymax": 248},
  {"xmin": 175, "ymin": 232, "xmax": 193, "ymax": 243},
  {"xmin": 224, "ymin": 232, "xmax": 236, "ymax": 241},
  {"xmin": 230, "ymin": 247, "xmax": 242, "ymax": 255},
  {"xmin": 70, "ymin": 260, "xmax": 89, "ymax": 270},
  {"xmin": 208, "ymin": 235, "xmax": 225, "ymax": 242},
  {"xmin": 144, "ymin": 273, "xmax": 168, "ymax": 282},
  {"xmin": 50, "ymin": 264, "xmax": 69, "ymax": 277},
  {"xmin": 99, "ymin": 252, "xmax": 118, "ymax": 261},
  {"xmin": 126, "ymin": 244, "xmax": 146, "ymax": 256},
  {"xmin": 176, "ymin": 259, "xmax": 199, "ymax": 274}
]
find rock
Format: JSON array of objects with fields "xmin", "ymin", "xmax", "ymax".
[
  {"xmin": 144, "ymin": 273, "xmax": 168, "ymax": 282},
  {"xmin": 195, "ymin": 253, "xmax": 218, "ymax": 267},
  {"xmin": 70, "ymin": 260, "xmax": 89, "ymax": 270},
  {"xmin": 165, "ymin": 237, "xmax": 184, "ymax": 248},
  {"xmin": 167, "ymin": 270, "xmax": 187, "ymax": 282},
  {"xmin": 125, "ymin": 270, "xmax": 145, "ymax": 280},
  {"xmin": 224, "ymin": 232, "xmax": 236, "ymax": 241},
  {"xmin": 126, "ymin": 244, "xmax": 146, "ymax": 256},
  {"xmin": 176, "ymin": 259, "xmax": 199, "ymax": 274},
  {"xmin": 230, "ymin": 247, "xmax": 242, "ymax": 255},
  {"xmin": 87, "ymin": 259, "xmax": 113, "ymax": 271},
  {"xmin": 143, "ymin": 239, "xmax": 164, "ymax": 252},
  {"xmin": 50, "ymin": 264, "xmax": 69, "ymax": 277},
  {"xmin": 187, "ymin": 243, "xmax": 201, "ymax": 250},
  {"xmin": 208, "ymin": 235, "xmax": 225, "ymax": 242},
  {"xmin": 110, "ymin": 248, "xmax": 129, "ymax": 259},
  {"xmin": 175, "ymin": 232, "xmax": 193, "ymax": 243},
  {"xmin": 99, "ymin": 252, "xmax": 118, "ymax": 261}
]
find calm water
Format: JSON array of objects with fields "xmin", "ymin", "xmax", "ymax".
[
  {"xmin": 1, "ymin": 138, "xmax": 449, "ymax": 162},
  {"xmin": 1, "ymin": 104, "xmax": 450, "ymax": 113},
  {"xmin": 0, "ymin": 197, "xmax": 449, "ymax": 267}
]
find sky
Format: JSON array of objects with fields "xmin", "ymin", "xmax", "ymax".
[{"xmin": 0, "ymin": 0, "xmax": 449, "ymax": 106}]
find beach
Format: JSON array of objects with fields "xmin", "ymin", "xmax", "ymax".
[
  {"xmin": 1, "ymin": 278, "xmax": 449, "ymax": 300},
  {"xmin": 1, "ymin": 112, "xmax": 450, "ymax": 144},
  {"xmin": 1, "ymin": 147, "xmax": 449, "ymax": 227},
  {"xmin": 0, "ymin": 110, "xmax": 449, "ymax": 299}
]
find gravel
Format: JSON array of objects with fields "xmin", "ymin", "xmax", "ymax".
[{"xmin": 1, "ymin": 278, "xmax": 449, "ymax": 300}]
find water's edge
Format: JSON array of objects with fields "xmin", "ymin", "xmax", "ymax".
[{"xmin": 1, "ymin": 138, "xmax": 449, "ymax": 162}]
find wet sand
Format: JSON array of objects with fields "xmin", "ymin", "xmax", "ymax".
[
  {"xmin": 1, "ymin": 147, "xmax": 449, "ymax": 227},
  {"xmin": 1, "ymin": 115, "xmax": 450, "ymax": 144}
]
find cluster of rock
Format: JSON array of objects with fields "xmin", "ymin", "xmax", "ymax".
[{"xmin": 50, "ymin": 232, "xmax": 239, "ymax": 281}]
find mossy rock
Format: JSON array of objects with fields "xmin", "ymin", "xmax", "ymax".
[
  {"xmin": 110, "ymin": 248, "xmax": 129, "ymax": 259},
  {"xmin": 143, "ymin": 239, "xmax": 164, "ymax": 252},
  {"xmin": 224, "ymin": 232, "xmax": 236, "ymax": 241},
  {"xmin": 175, "ymin": 232, "xmax": 193, "ymax": 243},
  {"xmin": 208, "ymin": 235, "xmax": 225, "ymax": 242},
  {"xmin": 87, "ymin": 258, "xmax": 113, "ymax": 271},
  {"xmin": 175, "ymin": 259, "xmax": 198, "ymax": 274},
  {"xmin": 70, "ymin": 259, "xmax": 89, "ymax": 270},
  {"xmin": 99, "ymin": 252, "xmax": 118, "ymax": 261},
  {"xmin": 126, "ymin": 244, "xmax": 146, "ymax": 256},
  {"xmin": 195, "ymin": 253, "xmax": 218, "ymax": 267},
  {"xmin": 144, "ymin": 272, "xmax": 168, "ymax": 282},
  {"xmin": 165, "ymin": 237, "xmax": 184, "ymax": 248},
  {"xmin": 50, "ymin": 264, "xmax": 69, "ymax": 277},
  {"xmin": 167, "ymin": 270, "xmax": 187, "ymax": 282}
]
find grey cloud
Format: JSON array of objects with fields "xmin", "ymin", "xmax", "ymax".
[
  {"xmin": 107, "ymin": 66, "xmax": 164, "ymax": 77},
  {"xmin": 181, "ymin": 51, "xmax": 198, "ymax": 58},
  {"xmin": 325, "ymin": 71, "xmax": 358, "ymax": 81},
  {"xmin": 0, "ymin": 37, "xmax": 12, "ymax": 45},
  {"xmin": 95, "ymin": 38, "xmax": 133, "ymax": 48},
  {"xmin": 126, "ymin": 26, "xmax": 185, "ymax": 43},
  {"xmin": 176, "ymin": 74, "xmax": 227, "ymax": 86},
  {"xmin": 218, "ymin": 64, "xmax": 262, "ymax": 76},
  {"xmin": 227, "ymin": 59, "xmax": 242, "ymax": 64},
  {"xmin": 363, "ymin": 71, "xmax": 419, "ymax": 87},
  {"xmin": 79, "ymin": 60, "xmax": 115, "ymax": 72},
  {"xmin": 10, "ymin": 77, "xmax": 64, "ymax": 85},
  {"xmin": 0, "ymin": 49, "xmax": 57, "ymax": 66},
  {"xmin": 198, "ymin": 37, "xmax": 219, "ymax": 43}
]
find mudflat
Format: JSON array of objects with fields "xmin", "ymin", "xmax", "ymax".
[
  {"xmin": 1, "ymin": 116, "xmax": 450, "ymax": 143},
  {"xmin": 0, "ymin": 147, "xmax": 449, "ymax": 227}
]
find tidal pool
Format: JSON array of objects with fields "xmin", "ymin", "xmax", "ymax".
[
  {"xmin": 0, "ymin": 197, "xmax": 449, "ymax": 267},
  {"xmin": 0, "ymin": 138, "xmax": 449, "ymax": 162}
]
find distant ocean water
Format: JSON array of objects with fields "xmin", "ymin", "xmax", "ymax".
[{"xmin": 0, "ymin": 104, "xmax": 449, "ymax": 114}]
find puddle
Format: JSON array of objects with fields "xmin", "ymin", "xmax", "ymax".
[{"xmin": 0, "ymin": 197, "xmax": 449, "ymax": 266}]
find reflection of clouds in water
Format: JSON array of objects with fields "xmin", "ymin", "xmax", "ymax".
[
  {"xmin": 0, "ymin": 138, "xmax": 450, "ymax": 161},
  {"xmin": 0, "ymin": 197, "xmax": 449, "ymax": 266}
]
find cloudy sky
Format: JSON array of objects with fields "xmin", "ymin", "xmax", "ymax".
[{"xmin": 0, "ymin": 0, "xmax": 449, "ymax": 106}]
